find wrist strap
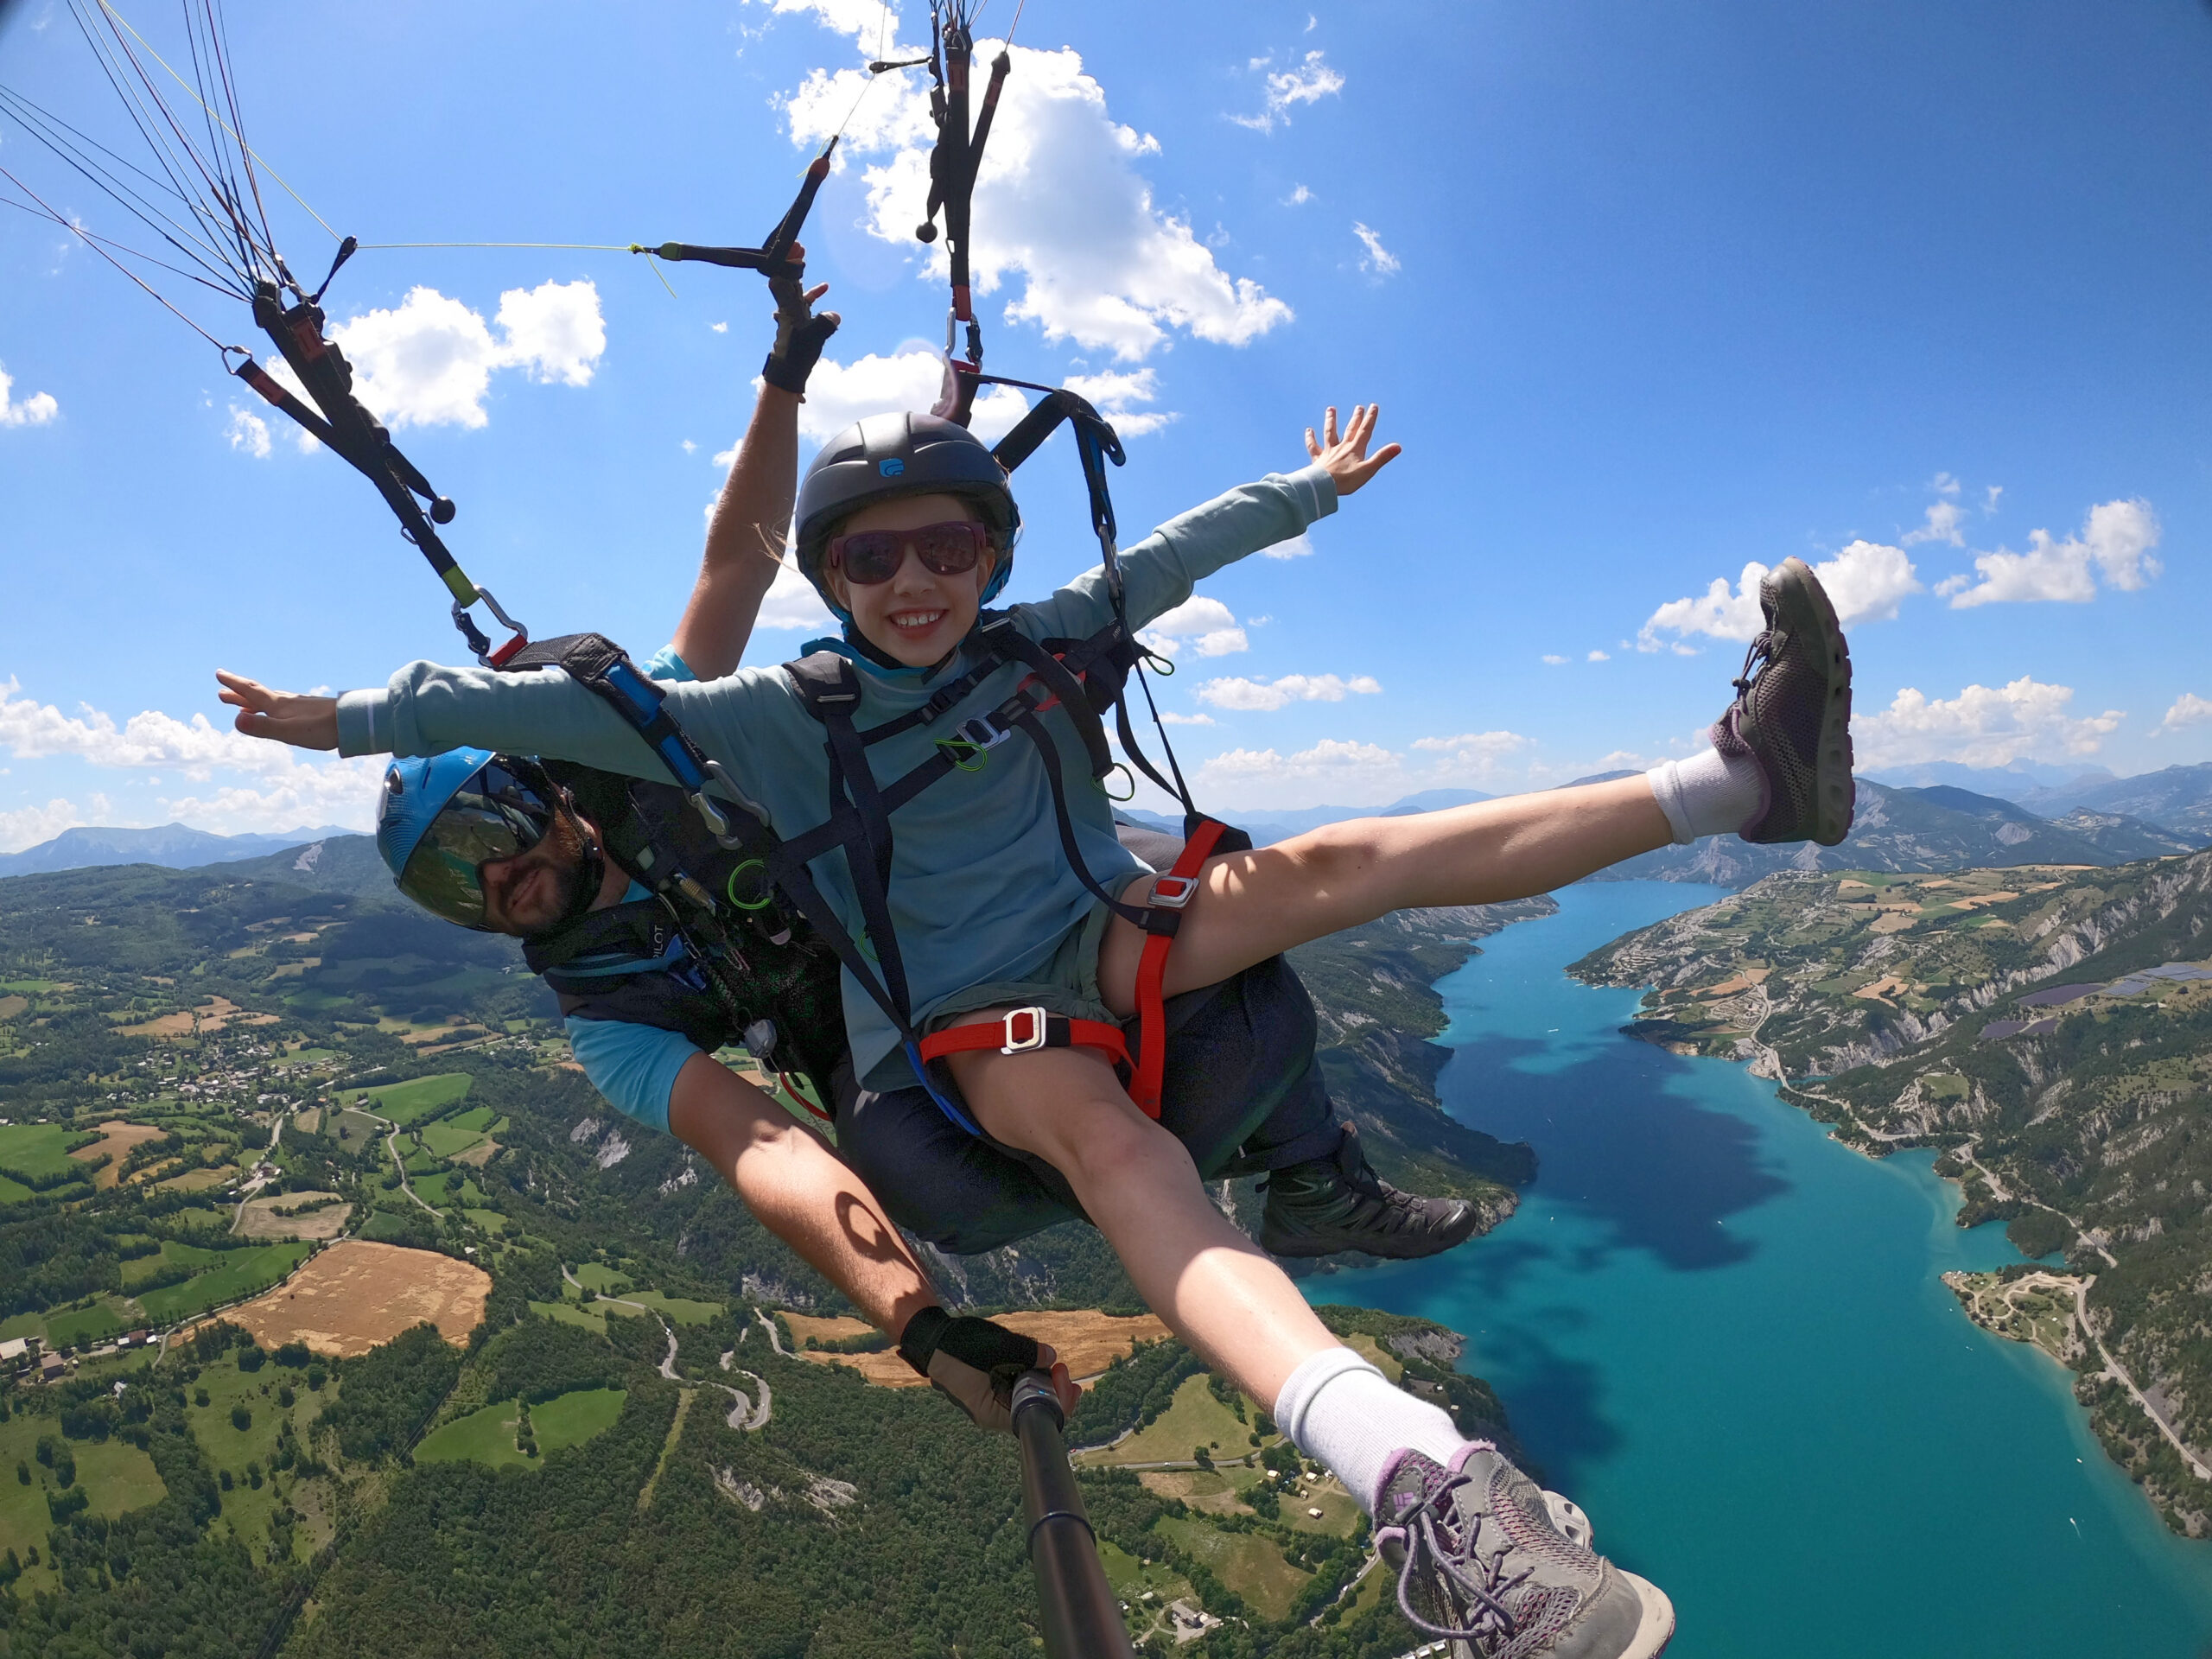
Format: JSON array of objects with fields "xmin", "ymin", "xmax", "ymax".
[{"xmin": 897, "ymin": 1304, "xmax": 951, "ymax": 1376}]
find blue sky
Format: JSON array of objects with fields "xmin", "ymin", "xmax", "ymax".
[{"xmin": 2, "ymin": 0, "xmax": 2208, "ymax": 847}]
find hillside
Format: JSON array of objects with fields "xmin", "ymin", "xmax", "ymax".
[
  {"xmin": 1588, "ymin": 778, "xmax": 2203, "ymax": 887},
  {"xmin": 1569, "ymin": 848, "xmax": 2212, "ymax": 1534},
  {"xmin": 0, "ymin": 823, "xmax": 354, "ymax": 879}
]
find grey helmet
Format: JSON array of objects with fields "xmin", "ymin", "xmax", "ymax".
[{"xmin": 794, "ymin": 412, "xmax": 1020, "ymax": 620}]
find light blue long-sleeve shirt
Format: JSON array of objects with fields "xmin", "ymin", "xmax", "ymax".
[{"xmin": 338, "ymin": 463, "xmax": 1337, "ymax": 1086}]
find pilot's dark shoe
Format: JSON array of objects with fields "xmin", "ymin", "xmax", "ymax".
[{"xmin": 1258, "ymin": 1128, "xmax": 1481, "ymax": 1260}]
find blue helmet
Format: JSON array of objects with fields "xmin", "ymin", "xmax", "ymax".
[{"xmin": 376, "ymin": 749, "xmax": 585, "ymax": 931}]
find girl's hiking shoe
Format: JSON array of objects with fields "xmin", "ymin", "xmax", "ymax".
[
  {"xmin": 1715, "ymin": 556, "xmax": 1855, "ymax": 847},
  {"xmin": 1258, "ymin": 1128, "xmax": 1482, "ymax": 1260},
  {"xmin": 1376, "ymin": 1442, "xmax": 1675, "ymax": 1659}
]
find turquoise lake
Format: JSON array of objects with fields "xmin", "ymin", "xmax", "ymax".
[{"xmin": 1317, "ymin": 880, "xmax": 2212, "ymax": 1657}]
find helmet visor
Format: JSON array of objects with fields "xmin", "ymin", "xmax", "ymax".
[{"xmin": 394, "ymin": 758, "xmax": 561, "ymax": 929}]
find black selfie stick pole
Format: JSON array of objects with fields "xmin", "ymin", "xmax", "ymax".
[{"xmin": 1011, "ymin": 1370, "xmax": 1137, "ymax": 1659}]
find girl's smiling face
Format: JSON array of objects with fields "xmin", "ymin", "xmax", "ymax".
[{"xmin": 826, "ymin": 492, "xmax": 1000, "ymax": 668}]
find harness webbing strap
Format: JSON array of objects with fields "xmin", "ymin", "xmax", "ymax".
[
  {"xmin": 1128, "ymin": 818, "xmax": 1229, "ymax": 1117},
  {"xmin": 918, "ymin": 1007, "xmax": 1131, "ymax": 1077}
]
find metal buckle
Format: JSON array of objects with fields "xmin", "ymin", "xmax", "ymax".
[
  {"xmin": 1000, "ymin": 1007, "xmax": 1051, "ymax": 1055},
  {"xmin": 1149, "ymin": 874, "xmax": 1199, "ymax": 911},
  {"xmin": 957, "ymin": 715, "xmax": 1012, "ymax": 751}
]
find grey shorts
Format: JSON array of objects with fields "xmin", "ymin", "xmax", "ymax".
[{"xmin": 922, "ymin": 886, "xmax": 1128, "ymax": 1037}]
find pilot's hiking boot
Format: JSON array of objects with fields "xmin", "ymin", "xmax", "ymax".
[
  {"xmin": 1713, "ymin": 555, "xmax": 1854, "ymax": 847},
  {"xmin": 1376, "ymin": 1443, "xmax": 1674, "ymax": 1659},
  {"xmin": 1257, "ymin": 1129, "xmax": 1481, "ymax": 1260}
]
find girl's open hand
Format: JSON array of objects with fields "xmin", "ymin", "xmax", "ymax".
[
  {"xmin": 1305, "ymin": 404, "xmax": 1402, "ymax": 498},
  {"xmin": 216, "ymin": 670, "xmax": 340, "ymax": 751}
]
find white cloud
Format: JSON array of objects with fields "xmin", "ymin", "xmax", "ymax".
[
  {"xmin": 1410, "ymin": 729, "xmax": 1531, "ymax": 782},
  {"xmin": 0, "ymin": 797, "xmax": 96, "ymax": 855},
  {"xmin": 225, "ymin": 404, "xmax": 272, "ymax": 459},
  {"xmin": 1062, "ymin": 367, "xmax": 1175, "ymax": 437},
  {"xmin": 1158, "ymin": 711, "xmax": 1216, "ymax": 727},
  {"xmin": 1542, "ymin": 654, "xmax": 1568, "ymax": 666},
  {"xmin": 1197, "ymin": 672, "xmax": 1381, "ymax": 711},
  {"xmin": 2158, "ymin": 693, "xmax": 2212, "ymax": 734},
  {"xmin": 1285, "ymin": 184, "xmax": 1314, "ymax": 207},
  {"xmin": 1352, "ymin": 222, "xmax": 1400, "ymax": 277},
  {"xmin": 1853, "ymin": 677, "xmax": 2125, "ymax": 769},
  {"xmin": 1260, "ymin": 531, "xmax": 1314, "ymax": 560},
  {"xmin": 1943, "ymin": 499, "xmax": 2161, "ymax": 609},
  {"xmin": 1902, "ymin": 499, "xmax": 1966, "ymax": 547},
  {"xmin": 1985, "ymin": 485, "xmax": 2003, "ymax": 512},
  {"xmin": 1199, "ymin": 738, "xmax": 1403, "ymax": 804},
  {"xmin": 780, "ymin": 350, "xmax": 1034, "ymax": 445},
  {"xmin": 1587, "ymin": 648, "xmax": 1611, "ymax": 662},
  {"xmin": 753, "ymin": 560, "xmax": 839, "ymax": 632},
  {"xmin": 782, "ymin": 43, "xmax": 1292, "ymax": 360},
  {"xmin": 1140, "ymin": 596, "xmax": 1248, "ymax": 659},
  {"xmin": 0, "ymin": 364, "xmax": 59, "ymax": 427},
  {"xmin": 0, "ymin": 679, "xmax": 384, "ymax": 842},
  {"xmin": 1230, "ymin": 49, "xmax": 1344, "ymax": 133},
  {"xmin": 750, "ymin": 0, "xmax": 905, "ymax": 44},
  {"xmin": 710, "ymin": 321, "xmax": 729, "ymax": 334},
  {"xmin": 1640, "ymin": 540, "xmax": 1923, "ymax": 649},
  {"xmin": 328, "ymin": 280, "xmax": 605, "ymax": 429}
]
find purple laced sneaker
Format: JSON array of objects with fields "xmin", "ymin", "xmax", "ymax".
[
  {"xmin": 1713, "ymin": 556, "xmax": 1854, "ymax": 847},
  {"xmin": 1373, "ymin": 1444, "xmax": 1674, "ymax": 1659}
]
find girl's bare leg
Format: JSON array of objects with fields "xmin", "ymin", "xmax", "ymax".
[
  {"xmin": 1101, "ymin": 773, "xmax": 1671, "ymax": 1007},
  {"xmin": 942, "ymin": 1037, "xmax": 1338, "ymax": 1408}
]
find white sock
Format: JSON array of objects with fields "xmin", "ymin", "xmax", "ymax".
[
  {"xmin": 1273, "ymin": 1346, "xmax": 1468, "ymax": 1515},
  {"xmin": 1645, "ymin": 744, "xmax": 1763, "ymax": 845}
]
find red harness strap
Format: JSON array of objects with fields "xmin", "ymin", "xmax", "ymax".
[
  {"xmin": 918, "ymin": 1006, "xmax": 1133, "ymax": 1077},
  {"xmin": 1127, "ymin": 817, "xmax": 1228, "ymax": 1118}
]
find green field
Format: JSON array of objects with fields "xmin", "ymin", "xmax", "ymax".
[
  {"xmin": 1154, "ymin": 1515, "xmax": 1312, "ymax": 1621},
  {"xmin": 182, "ymin": 1344, "xmax": 334, "ymax": 1558},
  {"xmin": 43, "ymin": 1300, "xmax": 128, "ymax": 1349},
  {"xmin": 415, "ymin": 1388, "xmax": 628, "ymax": 1470},
  {"xmin": 445, "ymin": 1105, "xmax": 500, "ymax": 1133},
  {"xmin": 137, "ymin": 1241, "xmax": 309, "ymax": 1324},
  {"xmin": 569, "ymin": 1262, "xmax": 632, "ymax": 1294},
  {"xmin": 463, "ymin": 1207, "xmax": 508, "ymax": 1235},
  {"xmin": 121, "ymin": 1238, "xmax": 231, "ymax": 1287},
  {"xmin": 619, "ymin": 1289, "xmax": 724, "ymax": 1325},
  {"xmin": 0, "ymin": 1172, "xmax": 33, "ymax": 1205},
  {"xmin": 360, "ymin": 1210, "xmax": 430, "ymax": 1243},
  {"xmin": 528, "ymin": 1298, "xmax": 647, "ymax": 1335},
  {"xmin": 350, "ymin": 1072, "xmax": 473, "ymax": 1126},
  {"xmin": 0, "ymin": 1412, "xmax": 168, "ymax": 1593},
  {"xmin": 1082, "ymin": 1373, "xmax": 1256, "ymax": 1466},
  {"xmin": 417, "ymin": 1120, "xmax": 491, "ymax": 1160},
  {"xmin": 0, "ymin": 1122, "xmax": 93, "ymax": 1184}
]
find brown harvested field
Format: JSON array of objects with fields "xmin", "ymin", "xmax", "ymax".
[
  {"xmin": 0, "ymin": 995, "xmax": 26, "ymax": 1020},
  {"xmin": 451, "ymin": 1139, "xmax": 500, "ymax": 1167},
  {"xmin": 118, "ymin": 996, "xmax": 277, "ymax": 1038},
  {"xmin": 296, "ymin": 1109, "xmax": 321, "ymax": 1135},
  {"xmin": 782, "ymin": 1308, "xmax": 1172, "ymax": 1389},
  {"xmin": 68, "ymin": 1121, "xmax": 166, "ymax": 1190},
  {"xmin": 213, "ymin": 1239, "xmax": 491, "ymax": 1357},
  {"xmin": 235, "ymin": 1192, "xmax": 353, "ymax": 1241}
]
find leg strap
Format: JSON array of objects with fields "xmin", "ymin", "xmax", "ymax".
[
  {"xmin": 918, "ymin": 1006, "xmax": 1132, "ymax": 1073},
  {"xmin": 1128, "ymin": 817, "xmax": 1230, "ymax": 1117}
]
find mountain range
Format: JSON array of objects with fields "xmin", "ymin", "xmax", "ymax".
[{"xmin": 0, "ymin": 820, "xmax": 356, "ymax": 879}]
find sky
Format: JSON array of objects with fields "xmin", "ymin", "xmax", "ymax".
[{"xmin": 1, "ymin": 0, "xmax": 2209, "ymax": 849}]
